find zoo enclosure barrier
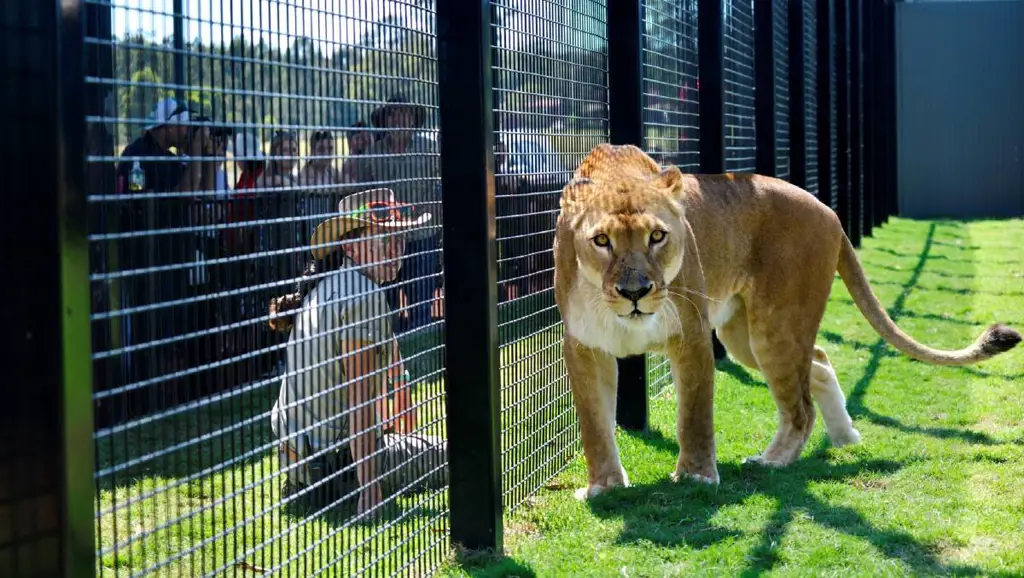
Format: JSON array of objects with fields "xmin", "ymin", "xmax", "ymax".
[{"xmin": 5, "ymin": 0, "xmax": 898, "ymax": 576}]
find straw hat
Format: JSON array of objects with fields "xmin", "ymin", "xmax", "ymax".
[{"xmin": 309, "ymin": 188, "xmax": 432, "ymax": 260}]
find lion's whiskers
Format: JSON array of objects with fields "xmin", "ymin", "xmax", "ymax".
[
  {"xmin": 680, "ymin": 287, "xmax": 722, "ymax": 303},
  {"xmin": 664, "ymin": 289, "xmax": 708, "ymax": 333}
]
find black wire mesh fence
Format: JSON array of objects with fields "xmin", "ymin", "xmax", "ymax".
[
  {"xmin": 491, "ymin": 0, "xmax": 608, "ymax": 511},
  {"xmin": 773, "ymin": 1, "xmax": 791, "ymax": 180},
  {"xmin": 804, "ymin": 0, "xmax": 820, "ymax": 195},
  {"xmin": 3, "ymin": 0, "xmax": 899, "ymax": 576},
  {"xmin": 86, "ymin": 1, "xmax": 450, "ymax": 575},
  {"xmin": 723, "ymin": 0, "xmax": 756, "ymax": 174},
  {"xmin": 642, "ymin": 0, "xmax": 701, "ymax": 399}
]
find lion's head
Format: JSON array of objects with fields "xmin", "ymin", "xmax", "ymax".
[{"xmin": 555, "ymin": 143, "xmax": 688, "ymax": 324}]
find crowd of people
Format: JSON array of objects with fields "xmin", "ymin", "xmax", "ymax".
[{"xmin": 100, "ymin": 90, "xmax": 561, "ymax": 519}]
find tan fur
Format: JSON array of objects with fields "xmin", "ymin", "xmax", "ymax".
[{"xmin": 554, "ymin": 143, "xmax": 1021, "ymax": 499}]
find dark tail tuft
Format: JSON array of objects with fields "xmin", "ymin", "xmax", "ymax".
[{"xmin": 980, "ymin": 324, "xmax": 1023, "ymax": 356}]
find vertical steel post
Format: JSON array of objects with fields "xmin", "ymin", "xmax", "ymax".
[
  {"xmin": 789, "ymin": 0, "xmax": 808, "ymax": 189},
  {"xmin": 837, "ymin": 0, "xmax": 851, "ymax": 236},
  {"xmin": 816, "ymin": 0, "xmax": 833, "ymax": 208},
  {"xmin": 755, "ymin": 0, "xmax": 778, "ymax": 177},
  {"xmin": 850, "ymin": 0, "xmax": 864, "ymax": 247},
  {"xmin": 1, "ymin": 0, "xmax": 95, "ymax": 576},
  {"xmin": 608, "ymin": 0, "xmax": 649, "ymax": 432},
  {"xmin": 436, "ymin": 0, "xmax": 503, "ymax": 554}
]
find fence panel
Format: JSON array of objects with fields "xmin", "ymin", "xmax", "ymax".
[
  {"xmin": 491, "ymin": 0, "xmax": 609, "ymax": 510},
  {"xmin": 4, "ymin": 1, "xmax": 899, "ymax": 576},
  {"xmin": 641, "ymin": 0, "xmax": 700, "ymax": 399},
  {"xmin": 86, "ymin": 1, "xmax": 451, "ymax": 576},
  {"xmin": 773, "ymin": 0, "xmax": 791, "ymax": 181},
  {"xmin": 723, "ymin": 0, "xmax": 756, "ymax": 174}
]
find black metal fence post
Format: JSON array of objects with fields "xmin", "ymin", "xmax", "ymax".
[
  {"xmin": 173, "ymin": 0, "xmax": 186, "ymax": 103},
  {"xmin": 816, "ymin": 0, "xmax": 833, "ymax": 208},
  {"xmin": 1, "ymin": 0, "xmax": 95, "ymax": 576},
  {"xmin": 698, "ymin": 0, "xmax": 729, "ymax": 363},
  {"xmin": 755, "ymin": 0, "xmax": 778, "ymax": 177},
  {"xmin": 789, "ymin": 0, "xmax": 808, "ymax": 189},
  {"xmin": 850, "ymin": 0, "xmax": 864, "ymax": 247},
  {"xmin": 862, "ymin": 0, "xmax": 877, "ymax": 236},
  {"xmin": 868, "ymin": 0, "xmax": 889, "ymax": 229},
  {"xmin": 883, "ymin": 1, "xmax": 899, "ymax": 219},
  {"xmin": 436, "ymin": 0, "xmax": 503, "ymax": 554},
  {"xmin": 699, "ymin": 0, "xmax": 725, "ymax": 176},
  {"xmin": 836, "ymin": 0, "xmax": 851, "ymax": 237},
  {"xmin": 608, "ymin": 0, "xmax": 649, "ymax": 432}
]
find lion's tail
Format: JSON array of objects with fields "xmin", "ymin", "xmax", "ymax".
[{"xmin": 836, "ymin": 235, "xmax": 1021, "ymax": 366}]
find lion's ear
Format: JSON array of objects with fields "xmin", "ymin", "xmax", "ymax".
[{"xmin": 655, "ymin": 165, "xmax": 683, "ymax": 192}]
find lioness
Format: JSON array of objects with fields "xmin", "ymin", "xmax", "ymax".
[{"xmin": 554, "ymin": 143, "xmax": 1021, "ymax": 499}]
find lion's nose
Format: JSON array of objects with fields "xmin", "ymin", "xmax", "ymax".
[{"xmin": 616, "ymin": 281, "xmax": 653, "ymax": 303}]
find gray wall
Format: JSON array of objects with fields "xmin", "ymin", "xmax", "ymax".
[{"xmin": 896, "ymin": 0, "xmax": 1024, "ymax": 218}]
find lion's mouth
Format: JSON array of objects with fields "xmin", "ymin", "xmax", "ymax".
[{"xmin": 622, "ymin": 308, "xmax": 653, "ymax": 319}]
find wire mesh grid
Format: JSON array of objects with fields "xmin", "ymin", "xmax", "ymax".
[
  {"xmin": 773, "ymin": 0, "xmax": 791, "ymax": 180},
  {"xmin": 492, "ymin": 0, "xmax": 608, "ymax": 511},
  {"xmin": 642, "ymin": 0, "xmax": 700, "ymax": 171},
  {"xmin": 723, "ymin": 0, "xmax": 756, "ymax": 174},
  {"xmin": 641, "ymin": 0, "xmax": 700, "ymax": 399},
  {"xmin": 829, "ymin": 0, "xmax": 839, "ymax": 210},
  {"xmin": 803, "ymin": 0, "xmax": 819, "ymax": 194},
  {"xmin": 85, "ymin": 1, "xmax": 451, "ymax": 576}
]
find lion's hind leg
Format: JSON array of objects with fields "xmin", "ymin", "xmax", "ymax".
[
  {"xmin": 744, "ymin": 298, "xmax": 823, "ymax": 467},
  {"xmin": 810, "ymin": 346, "xmax": 861, "ymax": 447}
]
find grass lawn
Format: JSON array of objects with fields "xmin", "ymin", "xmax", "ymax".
[
  {"xmin": 93, "ymin": 217, "xmax": 1023, "ymax": 577},
  {"xmin": 445, "ymin": 217, "xmax": 1024, "ymax": 577}
]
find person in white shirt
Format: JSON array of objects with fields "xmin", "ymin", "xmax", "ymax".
[{"xmin": 266, "ymin": 187, "xmax": 448, "ymax": 520}]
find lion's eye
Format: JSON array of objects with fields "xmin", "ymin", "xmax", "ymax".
[
  {"xmin": 650, "ymin": 230, "xmax": 667, "ymax": 244},
  {"xmin": 593, "ymin": 234, "xmax": 611, "ymax": 248}
]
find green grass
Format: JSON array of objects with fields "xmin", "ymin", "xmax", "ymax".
[
  {"xmin": 93, "ymin": 285, "xmax": 575, "ymax": 577},
  {"xmin": 442, "ymin": 217, "xmax": 1024, "ymax": 578},
  {"xmin": 94, "ymin": 218, "xmax": 1024, "ymax": 577}
]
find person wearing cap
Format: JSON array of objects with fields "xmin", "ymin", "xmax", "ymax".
[
  {"xmin": 113, "ymin": 97, "xmax": 220, "ymax": 394},
  {"xmin": 116, "ymin": 97, "xmax": 218, "ymax": 197},
  {"xmin": 343, "ymin": 94, "xmax": 443, "ymax": 333},
  {"xmin": 266, "ymin": 188, "xmax": 448, "ymax": 520}
]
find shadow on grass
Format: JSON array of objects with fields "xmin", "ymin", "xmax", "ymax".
[
  {"xmin": 840, "ymin": 223, "xmax": 1023, "ymax": 447},
  {"xmin": 586, "ymin": 428, "xmax": 1006, "ymax": 577},
  {"xmin": 715, "ymin": 358, "xmax": 766, "ymax": 388},
  {"xmin": 454, "ymin": 548, "xmax": 538, "ymax": 578},
  {"xmin": 866, "ymin": 279, "xmax": 1024, "ymax": 299},
  {"xmin": 829, "ymin": 298, "xmax": 1023, "ymax": 329}
]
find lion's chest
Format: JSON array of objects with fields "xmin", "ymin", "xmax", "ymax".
[{"xmin": 564, "ymin": 298, "xmax": 677, "ymax": 359}]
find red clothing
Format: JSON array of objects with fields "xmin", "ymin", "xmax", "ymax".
[{"xmin": 223, "ymin": 166, "xmax": 264, "ymax": 255}]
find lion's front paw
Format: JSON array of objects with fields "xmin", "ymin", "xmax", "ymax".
[{"xmin": 574, "ymin": 467, "xmax": 630, "ymax": 501}]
